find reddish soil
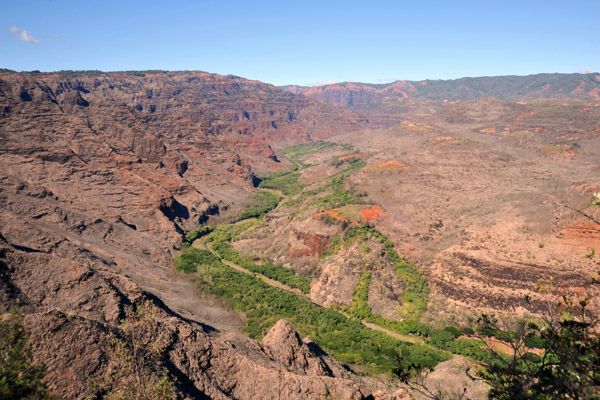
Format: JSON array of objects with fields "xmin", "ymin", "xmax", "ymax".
[
  {"xmin": 572, "ymin": 81, "xmax": 587, "ymax": 95},
  {"xmin": 314, "ymin": 209, "xmax": 360, "ymax": 225},
  {"xmin": 367, "ymin": 161, "xmax": 410, "ymax": 170},
  {"xmin": 513, "ymin": 109, "xmax": 537, "ymax": 121},
  {"xmin": 560, "ymin": 223, "xmax": 600, "ymax": 252},
  {"xmin": 546, "ymin": 149, "xmax": 577, "ymax": 158},
  {"xmin": 338, "ymin": 154, "xmax": 365, "ymax": 161},
  {"xmin": 402, "ymin": 122, "xmax": 435, "ymax": 132},
  {"xmin": 534, "ymin": 84, "xmax": 551, "ymax": 95},
  {"xmin": 361, "ymin": 205, "xmax": 383, "ymax": 221},
  {"xmin": 288, "ymin": 230, "xmax": 332, "ymax": 258}
]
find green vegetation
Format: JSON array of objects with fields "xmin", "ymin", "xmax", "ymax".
[
  {"xmin": 347, "ymin": 262, "xmax": 477, "ymax": 356},
  {"xmin": 0, "ymin": 311, "xmax": 48, "ymax": 400},
  {"xmin": 175, "ymin": 248, "xmax": 450, "ymax": 374},
  {"xmin": 335, "ymin": 225, "xmax": 429, "ymax": 321},
  {"xmin": 285, "ymin": 161, "xmax": 366, "ymax": 210},
  {"xmin": 205, "ymin": 221, "xmax": 311, "ymax": 294},
  {"xmin": 175, "ymin": 248, "xmax": 221, "ymax": 273},
  {"xmin": 258, "ymin": 171, "xmax": 305, "ymax": 196},
  {"xmin": 284, "ymin": 141, "xmax": 340, "ymax": 160},
  {"xmin": 183, "ymin": 226, "xmax": 214, "ymax": 244},
  {"xmin": 338, "ymin": 229, "xmax": 526, "ymax": 367},
  {"xmin": 348, "ymin": 269, "xmax": 372, "ymax": 320},
  {"xmin": 592, "ymin": 192, "xmax": 600, "ymax": 207},
  {"xmin": 240, "ymin": 190, "xmax": 282, "ymax": 220},
  {"xmin": 584, "ymin": 248, "xmax": 596, "ymax": 259},
  {"xmin": 331, "ymin": 153, "xmax": 364, "ymax": 168},
  {"xmin": 259, "ymin": 141, "xmax": 358, "ymax": 199},
  {"xmin": 475, "ymin": 307, "xmax": 600, "ymax": 400}
]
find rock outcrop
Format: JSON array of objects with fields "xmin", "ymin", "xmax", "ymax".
[{"xmin": 0, "ymin": 71, "xmax": 374, "ymax": 398}]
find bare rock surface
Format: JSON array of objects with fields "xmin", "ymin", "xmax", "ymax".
[
  {"xmin": 261, "ymin": 319, "xmax": 334, "ymax": 377},
  {"xmin": 0, "ymin": 71, "xmax": 376, "ymax": 399}
]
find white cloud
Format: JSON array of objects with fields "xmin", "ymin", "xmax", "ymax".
[
  {"xmin": 308, "ymin": 80, "xmax": 338, "ymax": 87},
  {"xmin": 9, "ymin": 26, "xmax": 39, "ymax": 44},
  {"xmin": 376, "ymin": 78, "xmax": 396, "ymax": 83},
  {"xmin": 579, "ymin": 67, "xmax": 592, "ymax": 73}
]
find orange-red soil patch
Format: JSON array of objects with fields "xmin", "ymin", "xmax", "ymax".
[
  {"xmin": 513, "ymin": 109, "xmax": 537, "ymax": 122},
  {"xmin": 547, "ymin": 150, "xmax": 577, "ymax": 157},
  {"xmin": 314, "ymin": 209, "xmax": 359, "ymax": 226},
  {"xmin": 554, "ymin": 133, "xmax": 581, "ymax": 141},
  {"xmin": 479, "ymin": 128, "xmax": 496, "ymax": 134},
  {"xmin": 534, "ymin": 84, "xmax": 551, "ymax": 95},
  {"xmin": 572, "ymin": 80, "xmax": 586, "ymax": 95},
  {"xmin": 338, "ymin": 154, "xmax": 365, "ymax": 161},
  {"xmin": 562, "ymin": 223, "xmax": 600, "ymax": 250},
  {"xmin": 360, "ymin": 205, "xmax": 383, "ymax": 221},
  {"xmin": 367, "ymin": 161, "xmax": 409, "ymax": 170},
  {"xmin": 430, "ymin": 136, "xmax": 468, "ymax": 145}
]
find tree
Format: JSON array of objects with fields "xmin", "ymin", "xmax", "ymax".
[
  {"xmin": 396, "ymin": 277, "xmax": 600, "ymax": 400},
  {"xmin": 0, "ymin": 311, "xmax": 48, "ymax": 399},
  {"xmin": 89, "ymin": 302, "xmax": 176, "ymax": 400},
  {"xmin": 475, "ymin": 284, "xmax": 600, "ymax": 399}
]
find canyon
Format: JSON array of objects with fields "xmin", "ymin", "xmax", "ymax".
[{"xmin": 1, "ymin": 70, "xmax": 599, "ymax": 399}]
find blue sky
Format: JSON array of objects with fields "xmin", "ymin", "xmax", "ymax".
[{"xmin": 2, "ymin": 0, "xmax": 599, "ymax": 86}]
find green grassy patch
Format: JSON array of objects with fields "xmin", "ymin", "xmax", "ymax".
[
  {"xmin": 176, "ymin": 248, "xmax": 450, "ymax": 374},
  {"xmin": 258, "ymin": 171, "xmax": 305, "ymax": 196},
  {"xmin": 205, "ymin": 221, "xmax": 311, "ymax": 294},
  {"xmin": 331, "ymin": 225, "xmax": 429, "ymax": 321},
  {"xmin": 175, "ymin": 248, "xmax": 221, "ymax": 274},
  {"xmin": 240, "ymin": 190, "xmax": 282, "ymax": 220},
  {"xmin": 286, "ymin": 162, "xmax": 367, "ymax": 210}
]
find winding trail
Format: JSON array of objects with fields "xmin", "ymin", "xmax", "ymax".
[
  {"xmin": 193, "ymin": 235, "xmax": 429, "ymax": 346},
  {"xmin": 362, "ymin": 321, "xmax": 424, "ymax": 344},
  {"xmin": 191, "ymin": 163, "xmax": 434, "ymax": 347},
  {"xmin": 192, "ymin": 238, "xmax": 321, "ymax": 306}
]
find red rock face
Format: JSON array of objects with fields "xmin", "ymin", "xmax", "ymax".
[
  {"xmin": 0, "ymin": 71, "xmax": 375, "ymax": 399},
  {"xmin": 289, "ymin": 229, "xmax": 331, "ymax": 258},
  {"xmin": 299, "ymin": 82, "xmax": 418, "ymax": 107},
  {"xmin": 0, "ymin": 71, "xmax": 367, "ymax": 231}
]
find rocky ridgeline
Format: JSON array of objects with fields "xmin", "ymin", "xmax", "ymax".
[
  {"xmin": 282, "ymin": 72, "xmax": 600, "ymax": 108},
  {"xmin": 0, "ymin": 71, "xmax": 379, "ymax": 398}
]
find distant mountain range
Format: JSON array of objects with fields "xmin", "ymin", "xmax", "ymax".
[{"xmin": 281, "ymin": 73, "xmax": 600, "ymax": 107}]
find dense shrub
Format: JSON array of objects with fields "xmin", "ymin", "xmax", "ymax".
[
  {"xmin": 183, "ymin": 226, "xmax": 214, "ymax": 243},
  {"xmin": 0, "ymin": 312, "xmax": 48, "ymax": 400},
  {"xmin": 240, "ymin": 191, "xmax": 282, "ymax": 220},
  {"xmin": 176, "ymin": 248, "xmax": 450, "ymax": 374},
  {"xmin": 206, "ymin": 222, "xmax": 311, "ymax": 294},
  {"xmin": 175, "ymin": 248, "xmax": 221, "ymax": 273}
]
